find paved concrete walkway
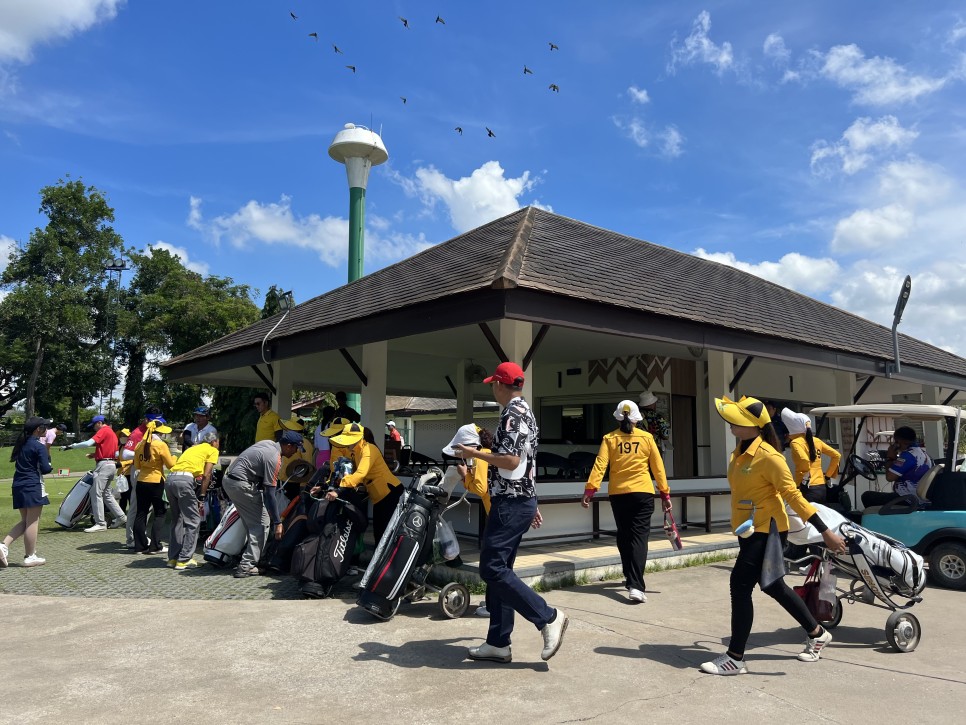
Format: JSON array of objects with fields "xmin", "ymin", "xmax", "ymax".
[{"xmin": 3, "ymin": 562, "xmax": 964, "ymax": 724}]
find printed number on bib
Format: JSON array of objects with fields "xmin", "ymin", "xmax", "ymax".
[{"xmin": 617, "ymin": 441, "xmax": 640, "ymax": 455}]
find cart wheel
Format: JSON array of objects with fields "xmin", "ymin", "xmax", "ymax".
[
  {"xmin": 885, "ymin": 611, "xmax": 921, "ymax": 652},
  {"xmin": 437, "ymin": 582, "xmax": 470, "ymax": 619},
  {"xmin": 820, "ymin": 597, "xmax": 843, "ymax": 630}
]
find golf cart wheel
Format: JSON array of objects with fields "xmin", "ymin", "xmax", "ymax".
[
  {"xmin": 927, "ymin": 542, "xmax": 966, "ymax": 590},
  {"xmin": 885, "ymin": 611, "xmax": 921, "ymax": 652},
  {"xmin": 820, "ymin": 597, "xmax": 843, "ymax": 630},
  {"xmin": 437, "ymin": 582, "xmax": 470, "ymax": 619}
]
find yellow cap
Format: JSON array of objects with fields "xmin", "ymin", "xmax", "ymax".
[
  {"xmin": 280, "ymin": 414, "xmax": 305, "ymax": 431},
  {"xmin": 330, "ymin": 422, "xmax": 365, "ymax": 447},
  {"xmin": 321, "ymin": 417, "xmax": 352, "ymax": 437},
  {"xmin": 714, "ymin": 395, "xmax": 771, "ymax": 428},
  {"xmin": 121, "ymin": 428, "xmax": 131, "ymax": 437}
]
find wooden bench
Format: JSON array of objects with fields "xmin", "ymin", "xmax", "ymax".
[{"xmin": 675, "ymin": 489, "xmax": 730, "ymax": 533}]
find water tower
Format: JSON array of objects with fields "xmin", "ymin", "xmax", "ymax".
[{"xmin": 328, "ymin": 123, "xmax": 389, "ymax": 283}]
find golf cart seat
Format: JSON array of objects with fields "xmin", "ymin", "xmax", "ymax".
[{"xmin": 863, "ymin": 463, "xmax": 943, "ymax": 516}]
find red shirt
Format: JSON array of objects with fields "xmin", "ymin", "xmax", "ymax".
[
  {"xmin": 93, "ymin": 426, "xmax": 119, "ymax": 461},
  {"xmin": 124, "ymin": 424, "xmax": 146, "ymax": 454}
]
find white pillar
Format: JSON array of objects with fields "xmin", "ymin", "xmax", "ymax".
[
  {"xmin": 455, "ymin": 359, "xmax": 475, "ymax": 426},
  {"xmin": 832, "ymin": 370, "xmax": 855, "ymax": 449},
  {"xmin": 361, "ymin": 341, "xmax": 388, "ymax": 452},
  {"xmin": 706, "ymin": 350, "xmax": 734, "ymax": 476},
  {"xmin": 498, "ymin": 320, "xmax": 534, "ymax": 402},
  {"xmin": 271, "ymin": 360, "xmax": 293, "ymax": 420},
  {"xmin": 921, "ymin": 385, "xmax": 943, "ymax": 459}
]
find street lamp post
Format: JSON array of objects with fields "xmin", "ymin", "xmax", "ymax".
[{"xmin": 100, "ymin": 257, "xmax": 129, "ymax": 416}]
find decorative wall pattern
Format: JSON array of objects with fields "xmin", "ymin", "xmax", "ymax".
[{"xmin": 587, "ymin": 354, "xmax": 670, "ymax": 388}]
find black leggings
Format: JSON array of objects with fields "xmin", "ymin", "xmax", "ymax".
[
  {"xmin": 133, "ymin": 482, "xmax": 166, "ymax": 552},
  {"xmin": 371, "ymin": 484, "xmax": 403, "ymax": 545},
  {"xmin": 729, "ymin": 530, "xmax": 818, "ymax": 657}
]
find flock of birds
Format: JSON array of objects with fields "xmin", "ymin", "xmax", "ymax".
[{"xmin": 288, "ymin": 10, "xmax": 560, "ymax": 139}]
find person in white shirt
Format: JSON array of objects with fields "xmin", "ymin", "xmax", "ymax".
[{"xmin": 183, "ymin": 406, "xmax": 218, "ymax": 448}]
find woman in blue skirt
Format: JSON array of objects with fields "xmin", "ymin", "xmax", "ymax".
[{"xmin": 1, "ymin": 417, "xmax": 54, "ymax": 568}]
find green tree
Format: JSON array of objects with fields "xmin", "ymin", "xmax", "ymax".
[{"xmin": 0, "ymin": 178, "xmax": 123, "ymax": 419}]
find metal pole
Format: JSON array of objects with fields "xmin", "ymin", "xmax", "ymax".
[{"xmin": 348, "ymin": 186, "xmax": 365, "ymax": 283}]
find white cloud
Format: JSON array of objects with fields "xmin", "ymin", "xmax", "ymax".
[
  {"xmin": 877, "ymin": 158, "xmax": 952, "ymax": 204},
  {"xmin": 409, "ymin": 161, "xmax": 540, "ymax": 233},
  {"xmin": 763, "ymin": 33, "xmax": 790, "ymax": 64},
  {"xmin": 818, "ymin": 44, "xmax": 948, "ymax": 105},
  {"xmin": 0, "ymin": 0, "xmax": 124, "ymax": 63},
  {"xmin": 613, "ymin": 116, "xmax": 650, "ymax": 148},
  {"xmin": 811, "ymin": 116, "xmax": 918, "ymax": 175},
  {"xmin": 950, "ymin": 20, "xmax": 966, "ymax": 44},
  {"xmin": 693, "ymin": 249, "xmax": 841, "ymax": 296},
  {"xmin": 658, "ymin": 126, "xmax": 685, "ymax": 158},
  {"xmin": 148, "ymin": 241, "xmax": 210, "ymax": 276},
  {"xmin": 627, "ymin": 85, "xmax": 650, "ymax": 104},
  {"xmin": 0, "ymin": 234, "xmax": 16, "ymax": 269},
  {"xmin": 188, "ymin": 195, "xmax": 432, "ymax": 267},
  {"xmin": 668, "ymin": 11, "xmax": 734, "ymax": 75},
  {"xmin": 830, "ymin": 203, "xmax": 915, "ymax": 252}
]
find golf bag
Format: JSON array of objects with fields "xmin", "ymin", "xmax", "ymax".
[
  {"xmin": 55, "ymin": 472, "xmax": 94, "ymax": 528},
  {"xmin": 357, "ymin": 468, "xmax": 453, "ymax": 619},
  {"xmin": 787, "ymin": 503, "xmax": 925, "ymax": 599},
  {"xmin": 203, "ymin": 503, "xmax": 247, "ymax": 568},
  {"xmin": 290, "ymin": 495, "xmax": 367, "ymax": 598},
  {"xmin": 259, "ymin": 494, "xmax": 310, "ymax": 574}
]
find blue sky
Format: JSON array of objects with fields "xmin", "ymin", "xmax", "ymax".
[{"xmin": 2, "ymin": 1, "xmax": 966, "ymax": 357}]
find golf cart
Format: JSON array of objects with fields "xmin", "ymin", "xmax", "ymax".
[{"xmin": 810, "ymin": 404, "xmax": 966, "ymax": 590}]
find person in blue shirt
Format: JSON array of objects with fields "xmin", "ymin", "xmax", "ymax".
[
  {"xmin": 1, "ymin": 417, "xmax": 54, "ymax": 568},
  {"xmin": 861, "ymin": 426, "xmax": 933, "ymax": 508}
]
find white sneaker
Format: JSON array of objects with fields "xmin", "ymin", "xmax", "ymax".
[
  {"xmin": 798, "ymin": 628, "xmax": 833, "ymax": 662},
  {"xmin": 467, "ymin": 642, "xmax": 511, "ymax": 663},
  {"xmin": 628, "ymin": 588, "xmax": 647, "ymax": 603},
  {"xmin": 474, "ymin": 604, "xmax": 490, "ymax": 617},
  {"xmin": 0, "ymin": 542, "xmax": 8, "ymax": 568},
  {"xmin": 700, "ymin": 653, "xmax": 747, "ymax": 675},
  {"xmin": 540, "ymin": 609, "xmax": 569, "ymax": 661},
  {"xmin": 84, "ymin": 524, "xmax": 108, "ymax": 533},
  {"xmin": 23, "ymin": 554, "xmax": 46, "ymax": 567}
]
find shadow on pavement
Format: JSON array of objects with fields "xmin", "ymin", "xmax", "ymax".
[{"xmin": 353, "ymin": 637, "xmax": 550, "ymax": 671}]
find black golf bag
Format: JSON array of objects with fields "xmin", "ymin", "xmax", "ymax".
[
  {"xmin": 357, "ymin": 469, "xmax": 450, "ymax": 619},
  {"xmin": 290, "ymin": 494, "xmax": 367, "ymax": 598}
]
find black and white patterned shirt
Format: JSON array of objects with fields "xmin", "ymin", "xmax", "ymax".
[{"xmin": 490, "ymin": 396, "xmax": 539, "ymax": 499}]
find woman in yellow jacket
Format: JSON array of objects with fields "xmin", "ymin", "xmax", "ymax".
[
  {"xmin": 699, "ymin": 395, "xmax": 847, "ymax": 677},
  {"xmin": 132, "ymin": 419, "xmax": 176, "ymax": 554},
  {"xmin": 780, "ymin": 409, "xmax": 841, "ymax": 504},
  {"xmin": 582, "ymin": 400, "xmax": 670, "ymax": 604},
  {"xmin": 323, "ymin": 423, "xmax": 402, "ymax": 544}
]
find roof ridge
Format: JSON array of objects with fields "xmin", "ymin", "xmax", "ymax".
[{"xmin": 491, "ymin": 206, "xmax": 535, "ymax": 289}]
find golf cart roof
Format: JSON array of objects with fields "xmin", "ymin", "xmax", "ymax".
[{"xmin": 810, "ymin": 404, "xmax": 962, "ymax": 420}]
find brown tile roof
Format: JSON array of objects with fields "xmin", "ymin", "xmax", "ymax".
[{"xmin": 163, "ymin": 207, "xmax": 966, "ymax": 379}]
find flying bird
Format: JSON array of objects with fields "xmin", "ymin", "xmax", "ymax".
[
  {"xmin": 308, "ymin": 32, "xmax": 318, "ymax": 40},
  {"xmin": 523, "ymin": 65, "xmax": 533, "ymax": 75},
  {"xmin": 290, "ymin": 12, "xmax": 298, "ymax": 20},
  {"xmin": 436, "ymin": 16, "xmax": 445, "ymax": 24},
  {"xmin": 455, "ymin": 127, "xmax": 462, "ymax": 135},
  {"xmin": 549, "ymin": 42, "xmax": 559, "ymax": 51},
  {"xmin": 399, "ymin": 16, "xmax": 409, "ymax": 28},
  {"xmin": 345, "ymin": 65, "xmax": 356, "ymax": 73},
  {"xmin": 549, "ymin": 83, "xmax": 559, "ymax": 92},
  {"xmin": 486, "ymin": 127, "xmax": 495, "ymax": 138},
  {"xmin": 333, "ymin": 44, "xmax": 343, "ymax": 54},
  {"xmin": 400, "ymin": 96, "xmax": 407, "ymax": 104}
]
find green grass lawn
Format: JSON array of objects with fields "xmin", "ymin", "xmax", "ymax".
[{"xmin": 0, "ymin": 449, "xmax": 106, "ymax": 534}]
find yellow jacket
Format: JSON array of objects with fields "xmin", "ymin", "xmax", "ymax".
[
  {"xmin": 586, "ymin": 428, "xmax": 670, "ymax": 496},
  {"xmin": 728, "ymin": 436, "xmax": 817, "ymax": 532},
  {"xmin": 463, "ymin": 450, "xmax": 492, "ymax": 514},
  {"xmin": 788, "ymin": 435, "xmax": 842, "ymax": 487},
  {"xmin": 340, "ymin": 441, "xmax": 401, "ymax": 504},
  {"xmin": 132, "ymin": 437, "xmax": 177, "ymax": 484}
]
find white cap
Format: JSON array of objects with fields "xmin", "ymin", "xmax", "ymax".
[
  {"xmin": 442, "ymin": 423, "xmax": 480, "ymax": 457},
  {"xmin": 613, "ymin": 400, "xmax": 643, "ymax": 423},
  {"xmin": 781, "ymin": 408, "xmax": 810, "ymax": 435},
  {"xmin": 639, "ymin": 391, "xmax": 657, "ymax": 407},
  {"xmin": 386, "ymin": 420, "xmax": 396, "ymax": 427}
]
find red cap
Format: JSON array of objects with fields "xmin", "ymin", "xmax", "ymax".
[{"xmin": 483, "ymin": 361, "xmax": 525, "ymax": 387}]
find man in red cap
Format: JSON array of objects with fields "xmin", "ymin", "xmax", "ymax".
[{"xmin": 455, "ymin": 361, "xmax": 568, "ymax": 664}]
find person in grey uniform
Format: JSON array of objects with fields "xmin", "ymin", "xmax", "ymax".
[{"xmin": 222, "ymin": 431, "xmax": 302, "ymax": 578}]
